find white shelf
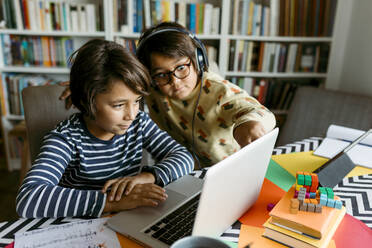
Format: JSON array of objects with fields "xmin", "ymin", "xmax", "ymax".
[
  {"xmin": 4, "ymin": 115, "xmax": 24, "ymax": 121},
  {"xmin": 113, "ymin": 32, "xmax": 222, "ymax": 40},
  {"xmin": 225, "ymin": 72, "xmax": 328, "ymax": 78},
  {"xmin": 226, "ymin": 35, "xmax": 333, "ymax": 42},
  {"xmin": 1, "ymin": 66, "xmax": 69, "ymax": 74},
  {"xmin": 0, "ymin": 29, "xmax": 105, "ymax": 37},
  {"xmin": 113, "ymin": 32, "xmax": 140, "ymax": 39}
]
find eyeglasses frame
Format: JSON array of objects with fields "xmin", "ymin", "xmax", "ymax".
[{"xmin": 152, "ymin": 62, "xmax": 192, "ymax": 86}]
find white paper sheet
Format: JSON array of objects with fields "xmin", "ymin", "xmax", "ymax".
[
  {"xmin": 313, "ymin": 125, "xmax": 372, "ymax": 168},
  {"xmin": 14, "ymin": 218, "xmax": 121, "ymax": 248}
]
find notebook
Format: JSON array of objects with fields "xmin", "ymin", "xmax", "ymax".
[{"xmin": 107, "ymin": 128, "xmax": 279, "ymax": 248}]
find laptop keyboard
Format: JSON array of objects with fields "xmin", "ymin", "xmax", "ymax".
[{"xmin": 144, "ymin": 194, "xmax": 200, "ymax": 245}]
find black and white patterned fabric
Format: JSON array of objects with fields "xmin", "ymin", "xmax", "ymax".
[
  {"xmin": 333, "ymin": 174, "xmax": 372, "ymax": 228},
  {"xmin": 0, "ymin": 137, "xmax": 371, "ymax": 247}
]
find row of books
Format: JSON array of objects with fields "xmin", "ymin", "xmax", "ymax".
[
  {"xmin": 1, "ymin": 73, "xmax": 61, "ymax": 116},
  {"xmin": 1, "ymin": 0, "xmax": 102, "ymax": 32},
  {"xmin": 230, "ymin": 0, "xmax": 273, "ymax": 36},
  {"xmin": 1, "ymin": 34, "xmax": 75, "ymax": 67},
  {"xmin": 230, "ymin": 77, "xmax": 321, "ymax": 110},
  {"xmin": 230, "ymin": 0, "xmax": 337, "ymax": 37},
  {"xmin": 114, "ymin": 0, "xmax": 221, "ymax": 35},
  {"xmin": 279, "ymin": 0, "xmax": 338, "ymax": 37},
  {"xmin": 114, "ymin": 37, "xmax": 137, "ymax": 55},
  {"xmin": 228, "ymin": 40, "xmax": 330, "ymax": 73}
]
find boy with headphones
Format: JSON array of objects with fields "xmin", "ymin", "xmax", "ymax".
[
  {"xmin": 136, "ymin": 22, "xmax": 276, "ymax": 167},
  {"xmin": 60, "ymin": 22, "xmax": 276, "ymax": 168}
]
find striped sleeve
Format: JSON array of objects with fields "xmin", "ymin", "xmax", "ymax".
[
  {"xmin": 142, "ymin": 114, "xmax": 194, "ymax": 186},
  {"xmin": 15, "ymin": 133, "xmax": 106, "ymax": 218}
]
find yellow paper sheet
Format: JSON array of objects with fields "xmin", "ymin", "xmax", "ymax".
[
  {"xmin": 271, "ymin": 151, "xmax": 372, "ymax": 178},
  {"xmin": 238, "ymin": 225, "xmax": 336, "ymax": 248}
]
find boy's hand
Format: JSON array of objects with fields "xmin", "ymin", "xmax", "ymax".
[
  {"xmin": 103, "ymin": 183, "xmax": 168, "ymax": 212},
  {"xmin": 58, "ymin": 81, "xmax": 73, "ymax": 109},
  {"xmin": 102, "ymin": 172, "xmax": 156, "ymax": 202},
  {"xmin": 233, "ymin": 120, "xmax": 266, "ymax": 147}
]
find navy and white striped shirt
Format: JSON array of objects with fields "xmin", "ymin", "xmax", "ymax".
[{"xmin": 16, "ymin": 112, "xmax": 194, "ymax": 218}]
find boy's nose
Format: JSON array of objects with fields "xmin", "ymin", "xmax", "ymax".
[
  {"xmin": 169, "ymin": 74, "xmax": 182, "ymax": 87},
  {"xmin": 124, "ymin": 106, "xmax": 136, "ymax": 120}
]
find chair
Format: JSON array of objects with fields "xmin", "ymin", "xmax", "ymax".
[
  {"xmin": 21, "ymin": 84, "xmax": 79, "ymax": 177},
  {"xmin": 277, "ymin": 86, "xmax": 372, "ymax": 146}
]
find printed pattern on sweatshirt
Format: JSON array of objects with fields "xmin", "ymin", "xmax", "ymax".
[
  {"xmin": 16, "ymin": 112, "xmax": 194, "ymax": 219},
  {"xmin": 146, "ymin": 71, "xmax": 276, "ymax": 167}
]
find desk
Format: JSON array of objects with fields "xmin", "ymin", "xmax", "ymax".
[{"xmin": 0, "ymin": 137, "xmax": 371, "ymax": 247}]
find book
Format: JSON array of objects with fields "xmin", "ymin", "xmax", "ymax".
[
  {"xmin": 276, "ymin": 81, "xmax": 291, "ymax": 109},
  {"xmin": 178, "ymin": 2, "xmax": 187, "ymax": 28},
  {"xmin": 228, "ymin": 39, "xmax": 236, "ymax": 71},
  {"xmin": 285, "ymin": 43, "xmax": 298, "ymax": 72},
  {"xmin": 313, "ymin": 125, "xmax": 372, "ymax": 169},
  {"xmin": 257, "ymin": 79, "xmax": 268, "ymax": 104},
  {"xmin": 252, "ymin": 1, "xmax": 262, "ymax": 35},
  {"xmin": 245, "ymin": 41, "xmax": 254, "ymax": 72},
  {"xmin": 189, "ymin": 3, "xmax": 196, "ymax": 33},
  {"xmin": 250, "ymin": 41, "xmax": 261, "ymax": 71},
  {"xmin": 268, "ymin": 186, "xmax": 344, "ymax": 239},
  {"xmin": 277, "ymin": 43, "xmax": 287, "ymax": 72},
  {"xmin": 247, "ymin": 0, "xmax": 254, "ymax": 35},
  {"xmin": 0, "ymin": 75, "xmax": 6, "ymax": 115},
  {"xmin": 85, "ymin": 4, "xmax": 96, "ymax": 32},
  {"xmin": 211, "ymin": 7, "xmax": 220, "ymax": 34},
  {"xmin": 240, "ymin": 0, "xmax": 249, "ymax": 35},
  {"xmin": 270, "ymin": 0, "xmax": 279, "ymax": 36},
  {"xmin": 282, "ymin": 83, "xmax": 297, "ymax": 110},
  {"xmin": 203, "ymin": 3, "xmax": 213, "ymax": 34},
  {"xmin": 300, "ymin": 44, "xmax": 316, "ymax": 72},
  {"xmin": 231, "ymin": 0, "xmax": 240, "ymax": 34},
  {"xmin": 264, "ymin": 206, "xmax": 346, "ymax": 248},
  {"xmin": 317, "ymin": 43, "xmax": 330, "ymax": 72}
]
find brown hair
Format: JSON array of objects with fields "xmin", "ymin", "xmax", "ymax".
[
  {"xmin": 69, "ymin": 39, "xmax": 150, "ymax": 118},
  {"xmin": 136, "ymin": 22, "xmax": 200, "ymax": 74}
]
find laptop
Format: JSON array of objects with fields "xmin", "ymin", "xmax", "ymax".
[{"xmin": 107, "ymin": 128, "xmax": 279, "ymax": 247}]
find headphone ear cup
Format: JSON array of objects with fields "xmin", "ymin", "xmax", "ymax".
[{"xmin": 194, "ymin": 49, "xmax": 202, "ymax": 72}]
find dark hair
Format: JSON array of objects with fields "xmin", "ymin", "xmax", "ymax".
[
  {"xmin": 69, "ymin": 39, "xmax": 151, "ymax": 118},
  {"xmin": 136, "ymin": 22, "xmax": 199, "ymax": 73}
]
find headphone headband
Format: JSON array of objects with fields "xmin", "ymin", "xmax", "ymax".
[{"xmin": 136, "ymin": 27, "xmax": 209, "ymax": 72}]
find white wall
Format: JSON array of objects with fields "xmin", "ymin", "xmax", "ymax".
[{"xmin": 327, "ymin": 0, "xmax": 372, "ymax": 96}]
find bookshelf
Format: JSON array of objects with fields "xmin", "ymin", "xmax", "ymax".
[
  {"xmin": 0, "ymin": 0, "xmax": 107, "ymax": 171},
  {"xmin": 0, "ymin": 0, "xmax": 345, "ymax": 171}
]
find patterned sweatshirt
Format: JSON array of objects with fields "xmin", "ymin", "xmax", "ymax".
[
  {"xmin": 16, "ymin": 112, "xmax": 194, "ymax": 218},
  {"xmin": 145, "ymin": 71, "xmax": 276, "ymax": 166}
]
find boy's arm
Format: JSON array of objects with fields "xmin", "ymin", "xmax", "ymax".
[
  {"xmin": 219, "ymin": 85, "xmax": 276, "ymax": 147},
  {"xmin": 15, "ymin": 133, "xmax": 106, "ymax": 218},
  {"xmin": 141, "ymin": 112, "xmax": 194, "ymax": 186}
]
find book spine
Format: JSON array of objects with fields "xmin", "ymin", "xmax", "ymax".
[{"xmin": 189, "ymin": 3, "xmax": 196, "ymax": 33}]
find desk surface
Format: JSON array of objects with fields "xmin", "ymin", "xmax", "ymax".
[{"xmin": 0, "ymin": 137, "xmax": 371, "ymax": 247}]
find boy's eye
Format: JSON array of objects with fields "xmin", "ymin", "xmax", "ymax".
[
  {"xmin": 154, "ymin": 73, "xmax": 167, "ymax": 79},
  {"xmin": 113, "ymin": 104, "xmax": 124, "ymax": 108},
  {"xmin": 176, "ymin": 65, "xmax": 186, "ymax": 71}
]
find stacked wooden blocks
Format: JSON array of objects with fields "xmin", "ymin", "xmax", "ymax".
[{"xmin": 291, "ymin": 172, "xmax": 343, "ymax": 214}]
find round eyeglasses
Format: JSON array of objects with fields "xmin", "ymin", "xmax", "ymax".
[{"xmin": 152, "ymin": 62, "xmax": 192, "ymax": 86}]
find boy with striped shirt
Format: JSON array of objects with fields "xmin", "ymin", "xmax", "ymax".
[{"xmin": 16, "ymin": 39, "xmax": 194, "ymax": 218}]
